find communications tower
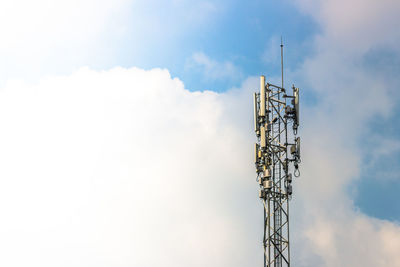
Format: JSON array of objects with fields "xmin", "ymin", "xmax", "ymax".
[{"xmin": 253, "ymin": 44, "xmax": 301, "ymax": 267}]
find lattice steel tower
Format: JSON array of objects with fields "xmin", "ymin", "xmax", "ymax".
[{"xmin": 253, "ymin": 44, "xmax": 301, "ymax": 267}]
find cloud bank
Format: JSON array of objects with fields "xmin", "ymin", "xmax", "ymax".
[
  {"xmin": 289, "ymin": 0, "xmax": 400, "ymax": 265},
  {"xmin": 186, "ymin": 52, "xmax": 242, "ymax": 82},
  {"xmin": 0, "ymin": 67, "xmax": 263, "ymax": 266},
  {"xmin": 0, "ymin": 60, "xmax": 399, "ymax": 266}
]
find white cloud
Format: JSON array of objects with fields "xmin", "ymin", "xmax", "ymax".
[
  {"xmin": 286, "ymin": 0, "xmax": 400, "ymax": 266},
  {"xmin": 0, "ymin": 0, "xmax": 225, "ymax": 85},
  {"xmin": 0, "ymin": 64, "xmax": 399, "ymax": 266},
  {"xmin": 186, "ymin": 52, "xmax": 242, "ymax": 81},
  {"xmin": 0, "ymin": 67, "xmax": 263, "ymax": 266},
  {"xmin": 294, "ymin": 0, "xmax": 400, "ymax": 55},
  {"xmin": 0, "ymin": 0, "xmax": 133, "ymax": 87},
  {"xmin": 0, "ymin": 0, "xmax": 399, "ymax": 266}
]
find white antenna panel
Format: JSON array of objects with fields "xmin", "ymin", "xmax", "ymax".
[
  {"xmin": 260, "ymin": 125, "xmax": 266, "ymax": 148},
  {"xmin": 260, "ymin": 76, "xmax": 266, "ymax": 117}
]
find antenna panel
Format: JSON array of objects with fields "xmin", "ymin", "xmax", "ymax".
[
  {"xmin": 253, "ymin": 92, "xmax": 259, "ymax": 133},
  {"xmin": 260, "ymin": 76, "xmax": 266, "ymax": 117},
  {"xmin": 254, "ymin": 143, "xmax": 259, "ymax": 164},
  {"xmin": 296, "ymin": 137, "xmax": 301, "ymax": 158},
  {"xmin": 294, "ymin": 87, "xmax": 299, "ymax": 126},
  {"xmin": 260, "ymin": 125, "xmax": 266, "ymax": 148}
]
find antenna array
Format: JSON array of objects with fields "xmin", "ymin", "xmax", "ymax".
[{"xmin": 253, "ymin": 49, "xmax": 301, "ymax": 267}]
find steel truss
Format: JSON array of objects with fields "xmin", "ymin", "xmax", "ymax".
[{"xmin": 254, "ymin": 76, "xmax": 300, "ymax": 267}]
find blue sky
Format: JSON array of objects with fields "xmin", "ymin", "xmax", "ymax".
[
  {"xmin": 1, "ymin": 1, "xmax": 318, "ymax": 91},
  {"xmin": 93, "ymin": 1, "xmax": 319, "ymax": 92},
  {"xmin": 0, "ymin": 0, "xmax": 400, "ymax": 266},
  {"xmin": 354, "ymin": 102, "xmax": 400, "ymax": 221}
]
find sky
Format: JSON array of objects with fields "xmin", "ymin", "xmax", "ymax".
[{"xmin": 0, "ymin": 0, "xmax": 399, "ymax": 266}]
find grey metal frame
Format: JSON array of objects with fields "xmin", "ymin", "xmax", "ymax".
[{"xmin": 254, "ymin": 78, "xmax": 300, "ymax": 267}]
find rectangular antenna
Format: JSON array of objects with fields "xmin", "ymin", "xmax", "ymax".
[
  {"xmin": 260, "ymin": 125, "xmax": 266, "ymax": 148},
  {"xmin": 254, "ymin": 143, "xmax": 259, "ymax": 164},
  {"xmin": 260, "ymin": 76, "xmax": 266, "ymax": 117},
  {"xmin": 294, "ymin": 87, "xmax": 299, "ymax": 126},
  {"xmin": 253, "ymin": 92, "xmax": 259, "ymax": 133}
]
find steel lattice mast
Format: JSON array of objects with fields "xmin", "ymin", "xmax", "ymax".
[{"xmin": 253, "ymin": 56, "xmax": 301, "ymax": 266}]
